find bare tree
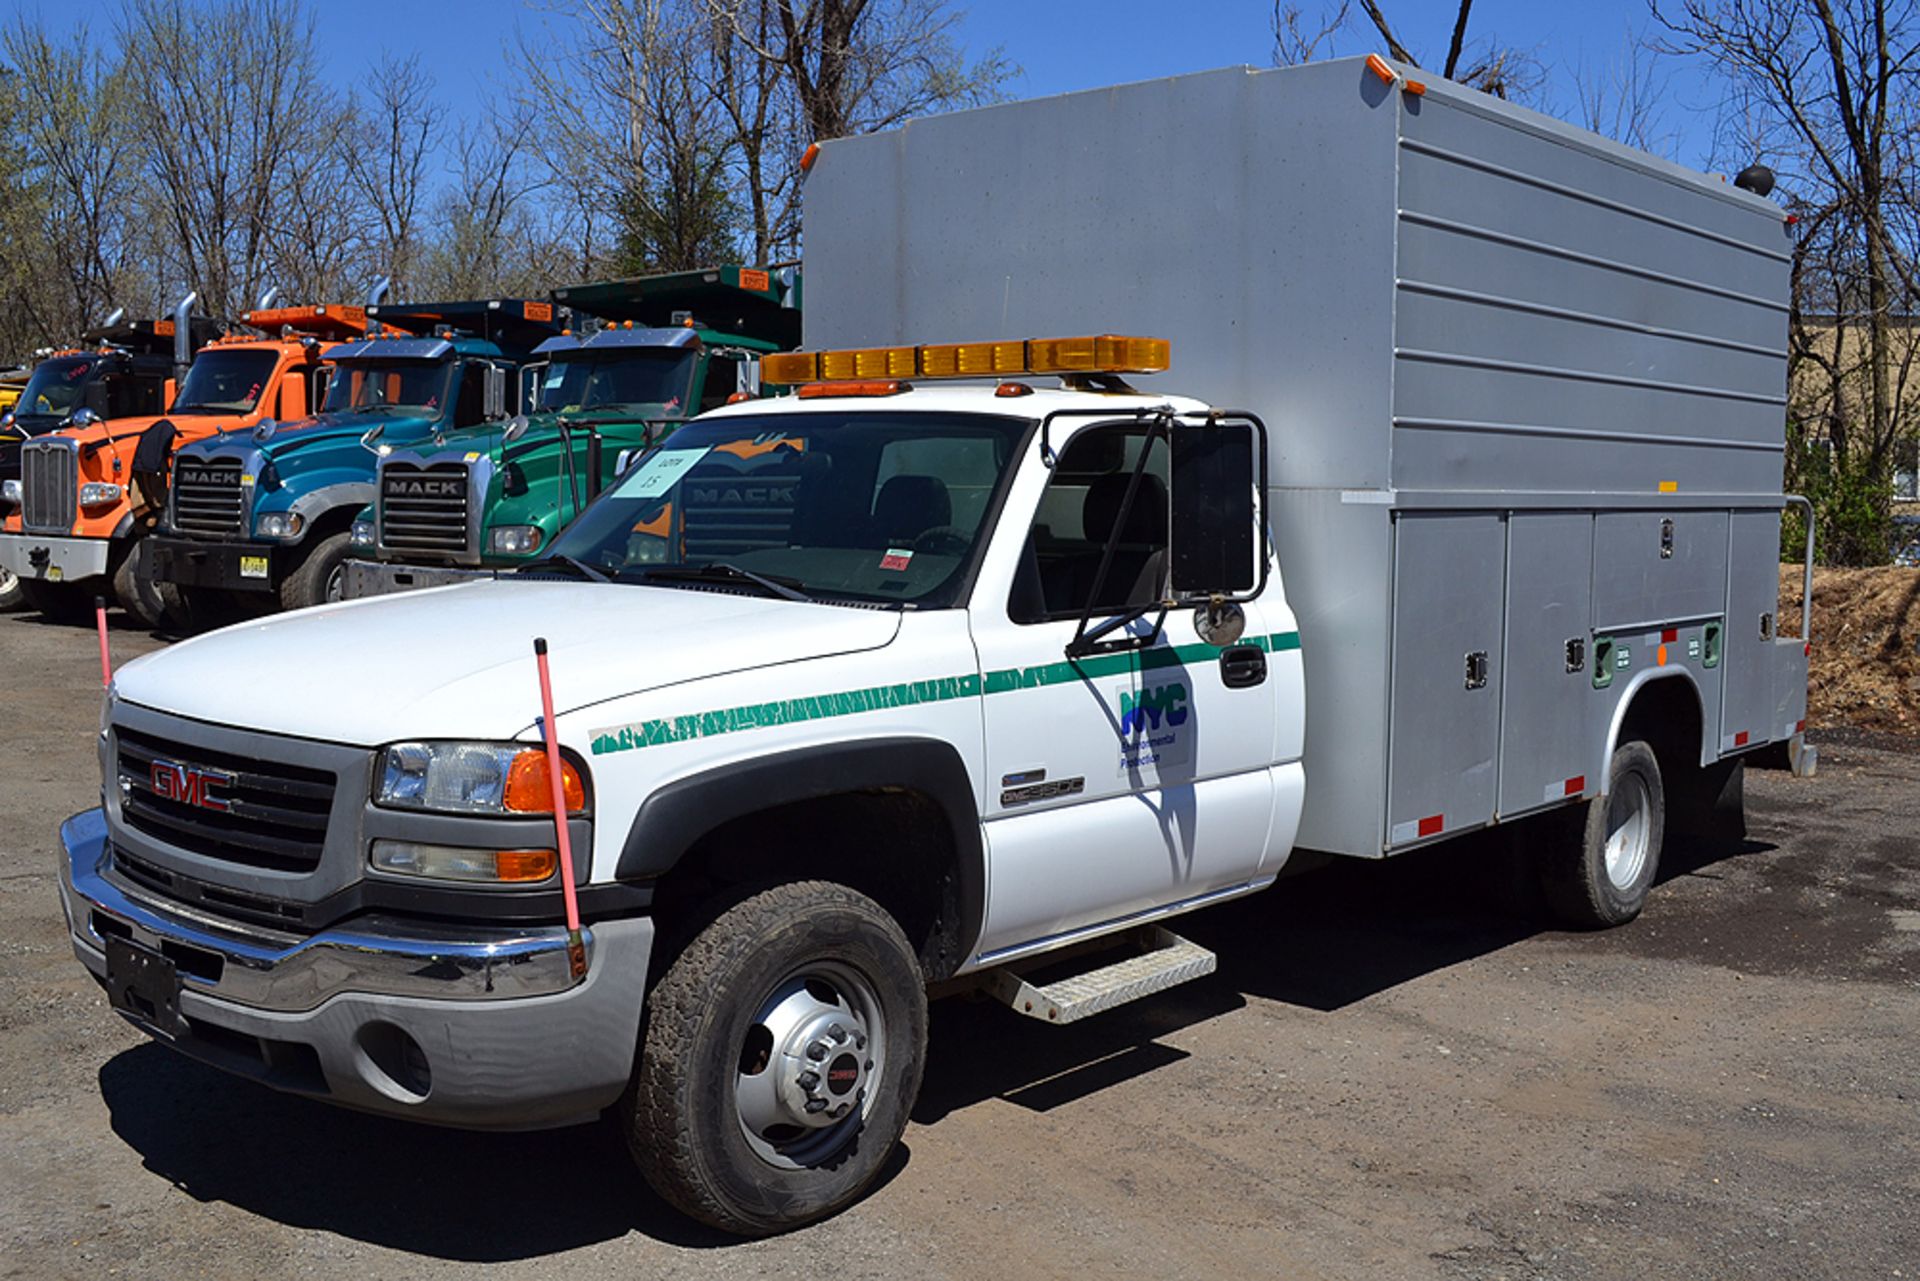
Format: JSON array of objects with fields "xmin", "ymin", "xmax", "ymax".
[
  {"xmin": 1570, "ymin": 25, "xmax": 1677, "ymax": 157},
  {"xmin": 1270, "ymin": 0, "xmax": 1542, "ymax": 100},
  {"xmin": 118, "ymin": 0, "xmax": 333, "ymax": 318},
  {"xmin": 1272, "ymin": 1, "xmax": 1350, "ymax": 66},
  {"xmin": 1658, "ymin": 0, "xmax": 1920, "ymax": 561},
  {"xmin": 346, "ymin": 54, "xmax": 445, "ymax": 292},
  {"xmin": 420, "ymin": 100, "xmax": 556, "ymax": 297}
]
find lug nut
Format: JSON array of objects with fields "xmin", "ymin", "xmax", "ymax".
[
  {"xmin": 828, "ymin": 1024, "xmax": 847, "ymax": 1043},
  {"xmin": 805, "ymin": 1098, "xmax": 828, "ymax": 1114},
  {"xmin": 854, "ymin": 1033, "xmax": 867, "ymax": 1050},
  {"xmin": 806, "ymin": 1040, "xmax": 827, "ymax": 1061},
  {"xmin": 797, "ymin": 1071, "xmax": 819, "ymax": 1090},
  {"xmin": 832, "ymin": 1103, "xmax": 850, "ymax": 1118}
]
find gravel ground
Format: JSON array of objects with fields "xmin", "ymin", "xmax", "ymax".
[{"xmin": 1, "ymin": 606, "xmax": 1916, "ymax": 1281}]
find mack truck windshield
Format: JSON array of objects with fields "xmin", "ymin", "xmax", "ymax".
[
  {"xmin": 57, "ymin": 58, "xmax": 1812, "ymax": 1238},
  {"xmin": 151, "ymin": 297, "xmax": 560, "ymax": 617},
  {"xmin": 0, "ymin": 300, "xmax": 231, "ymax": 623},
  {"xmin": 339, "ymin": 265, "xmax": 799, "ymax": 598}
]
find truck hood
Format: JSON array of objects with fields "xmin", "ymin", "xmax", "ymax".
[{"xmin": 112, "ymin": 580, "xmax": 903, "ymax": 745}]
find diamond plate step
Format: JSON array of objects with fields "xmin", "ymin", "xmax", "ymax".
[{"xmin": 985, "ymin": 927, "xmax": 1217, "ymax": 1024}]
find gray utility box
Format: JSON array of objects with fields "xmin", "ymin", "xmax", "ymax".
[{"xmin": 802, "ymin": 56, "xmax": 1809, "ymax": 858}]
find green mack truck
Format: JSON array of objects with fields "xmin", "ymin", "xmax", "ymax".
[
  {"xmin": 339, "ymin": 265, "xmax": 799, "ymax": 597},
  {"xmin": 151, "ymin": 299, "xmax": 560, "ymax": 615}
]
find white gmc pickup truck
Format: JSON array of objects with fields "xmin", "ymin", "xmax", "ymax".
[{"xmin": 59, "ymin": 58, "xmax": 1810, "ymax": 1235}]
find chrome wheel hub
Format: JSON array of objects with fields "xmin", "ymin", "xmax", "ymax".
[
  {"xmin": 735, "ymin": 963, "xmax": 884, "ymax": 1169},
  {"xmin": 1604, "ymin": 772, "xmax": 1653, "ymax": 890}
]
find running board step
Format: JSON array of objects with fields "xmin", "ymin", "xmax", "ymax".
[{"xmin": 985, "ymin": 927, "xmax": 1216, "ymax": 1024}]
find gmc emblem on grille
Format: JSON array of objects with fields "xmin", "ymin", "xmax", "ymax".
[
  {"xmin": 385, "ymin": 478, "xmax": 462, "ymax": 498},
  {"xmin": 150, "ymin": 759, "xmax": 235, "ymax": 813}
]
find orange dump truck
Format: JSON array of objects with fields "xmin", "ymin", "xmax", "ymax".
[{"xmin": 0, "ymin": 299, "xmax": 383, "ymax": 626}]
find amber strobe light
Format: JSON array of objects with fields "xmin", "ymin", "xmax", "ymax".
[{"xmin": 762, "ymin": 334, "xmax": 1170, "ymax": 386}]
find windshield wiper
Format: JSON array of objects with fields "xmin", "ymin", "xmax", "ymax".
[
  {"xmin": 636, "ymin": 562, "xmax": 812, "ymax": 603},
  {"xmin": 517, "ymin": 553, "xmax": 611, "ymax": 583}
]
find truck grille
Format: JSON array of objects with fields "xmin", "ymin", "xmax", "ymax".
[
  {"xmin": 171, "ymin": 458, "xmax": 246, "ymax": 536},
  {"xmin": 379, "ymin": 461, "xmax": 470, "ymax": 556},
  {"xmin": 21, "ymin": 439, "xmax": 78, "ymax": 533},
  {"xmin": 116, "ymin": 727, "xmax": 335, "ymax": 873},
  {"xmin": 682, "ymin": 463, "xmax": 805, "ymax": 560}
]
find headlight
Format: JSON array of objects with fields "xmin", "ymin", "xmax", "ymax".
[
  {"xmin": 79, "ymin": 482, "xmax": 124, "ymax": 508},
  {"xmin": 376, "ymin": 741, "xmax": 587, "ymax": 815},
  {"xmin": 100, "ymin": 682, "xmax": 116, "ymax": 740},
  {"xmin": 255, "ymin": 511, "xmax": 305, "ymax": 540},
  {"xmin": 370, "ymin": 840, "xmax": 558, "ymax": 884},
  {"xmin": 488, "ymin": 524, "xmax": 543, "ymax": 556},
  {"xmin": 350, "ymin": 519, "xmax": 375, "ymax": 548},
  {"xmin": 1, "ymin": 478, "xmax": 18, "ymax": 505}
]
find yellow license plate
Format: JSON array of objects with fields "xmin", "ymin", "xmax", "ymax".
[
  {"xmin": 239, "ymin": 556, "xmax": 269, "ymax": 579},
  {"xmin": 45, "ymin": 566, "xmax": 63, "ymax": 582}
]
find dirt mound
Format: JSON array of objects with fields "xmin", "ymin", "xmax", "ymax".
[{"xmin": 1779, "ymin": 564, "xmax": 1920, "ymax": 736}]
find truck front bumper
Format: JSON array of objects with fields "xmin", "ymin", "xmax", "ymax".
[
  {"xmin": 341, "ymin": 558, "xmax": 494, "ymax": 599},
  {"xmin": 58, "ymin": 809, "xmax": 652, "ymax": 1130},
  {"xmin": 0, "ymin": 532, "xmax": 111, "ymax": 583},
  {"xmin": 149, "ymin": 535, "xmax": 280, "ymax": 594}
]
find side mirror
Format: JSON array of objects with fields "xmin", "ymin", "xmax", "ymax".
[
  {"xmin": 68, "ymin": 407, "xmax": 101, "ymax": 428},
  {"xmin": 359, "ymin": 423, "xmax": 387, "ymax": 455},
  {"xmin": 484, "ymin": 365, "xmax": 507, "ymax": 420},
  {"xmin": 502, "ymin": 414, "xmax": 532, "ymax": 444},
  {"xmin": 83, "ymin": 380, "xmax": 110, "ymax": 418},
  {"xmin": 276, "ymin": 369, "xmax": 306, "ymax": 420},
  {"xmin": 1168, "ymin": 420, "xmax": 1260, "ymax": 598},
  {"xmin": 252, "ymin": 417, "xmax": 279, "ymax": 443}
]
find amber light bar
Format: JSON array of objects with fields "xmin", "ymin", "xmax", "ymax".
[{"xmin": 762, "ymin": 334, "xmax": 1170, "ymax": 386}]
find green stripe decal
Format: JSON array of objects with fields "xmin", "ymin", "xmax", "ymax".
[{"xmin": 590, "ymin": 630, "xmax": 1300, "ymax": 756}]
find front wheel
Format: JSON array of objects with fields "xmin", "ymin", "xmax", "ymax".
[
  {"xmin": 624, "ymin": 881, "xmax": 928, "ymax": 1236},
  {"xmin": 278, "ymin": 531, "xmax": 354, "ymax": 612},
  {"xmin": 111, "ymin": 537, "xmax": 172, "ymax": 629},
  {"xmin": 1539, "ymin": 739, "xmax": 1665, "ymax": 928},
  {"xmin": 0, "ymin": 566, "xmax": 21, "ymax": 611}
]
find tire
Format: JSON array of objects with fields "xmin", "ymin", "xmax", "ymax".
[
  {"xmin": 19, "ymin": 578, "xmax": 93, "ymax": 623},
  {"xmin": 1539, "ymin": 739, "xmax": 1665, "ymax": 929},
  {"xmin": 625, "ymin": 881, "xmax": 928, "ymax": 1236},
  {"xmin": 0, "ymin": 566, "xmax": 22, "ymax": 611},
  {"xmin": 278, "ymin": 531, "xmax": 353, "ymax": 612},
  {"xmin": 111, "ymin": 536, "xmax": 172, "ymax": 629}
]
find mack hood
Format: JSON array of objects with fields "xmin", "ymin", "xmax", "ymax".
[{"xmin": 111, "ymin": 581, "xmax": 902, "ymax": 745}]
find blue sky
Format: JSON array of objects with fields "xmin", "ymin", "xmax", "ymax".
[{"xmin": 46, "ymin": 0, "xmax": 1737, "ymax": 177}]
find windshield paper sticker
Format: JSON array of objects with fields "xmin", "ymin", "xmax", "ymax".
[
  {"xmin": 621, "ymin": 446, "xmax": 711, "ymax": 498},
  {"xmin": 880, "ymin": 548, "xmax": 913, "ymax": 572}
]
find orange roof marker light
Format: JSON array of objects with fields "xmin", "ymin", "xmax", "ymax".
[
  {"xmin": 763, "ymin": 334, "xmax": 1171, "ymax": 387},
  {"xmin": 1365, "ymin": 52, "xmax": 1424, "ymax": 95}
]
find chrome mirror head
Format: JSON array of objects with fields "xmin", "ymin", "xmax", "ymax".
[
  {"xmin": 502, "ymin": 414, "xmax": 531, "ymax": 444},
  {"xmin": 1194, "ymin": 598, "xmax": 1246, "ymax": 647}
]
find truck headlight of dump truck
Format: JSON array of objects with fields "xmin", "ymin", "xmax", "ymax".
[
  {"xmin": 488, "ymin": 525, "xmax": 543, "ymax": 556},
  {"xmin": 255, "ymin": 512, "xmax": 305, "ymax": 540},
  {"xmin": 1, "ymin": 478, "xmax": 18, "ymax": 506},
  {"xmin": 350, "ymin": 519, "xmax": 375, "ymax": 549},
  {"xmin": 376, "ymin": 741, "xmax": 587, "ymax": 816},
  {"xmin": 79, "ymin": 482, "xmax": 123, "ymax": 509},
  {"xmin": 369, "ymin": 840, "xmax": 558, "ymax": 883}
]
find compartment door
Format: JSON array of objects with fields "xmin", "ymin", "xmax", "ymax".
[
  {"xmin": 1387, "ymin": 514, "xmax": 1506, "ymax": 847},
  {"xmin": 1722, "ymin": 510, "xmax": 1781, "ymax": 751},
  {"xmin": 1498, "ymin": 513, "xmax": 1594, "ymax": 817}
]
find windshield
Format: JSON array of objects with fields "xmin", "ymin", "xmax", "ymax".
[
  {"xmin": 15, "ymin": 357, "xmax": 98, "ymax": 420},
  {"xmin": 323, "ymin": 361, "xmax": 451, "ymax": 416},
  {"xmin": 172, "ymin": 348, "xmax": 280, "ymax": 414},
  {"xmin": 537, "ymin": 349, "xmax": 697, "ymax": 416},
  {"xmin": 546, "ymin": 410, "xmax": 1030, "ymax": 607}
]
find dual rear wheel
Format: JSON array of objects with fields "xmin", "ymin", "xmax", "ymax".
[{"xmin": 1536, "ymin": 739, "xmax": 1665, "ymax": 928}]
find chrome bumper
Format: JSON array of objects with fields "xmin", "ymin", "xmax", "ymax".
[
  {"xmin": 0, "ymin": 532, "xmax": 111, "ymax": 581},
  {"xmin": 58, "ymin": 808, "xmax": 654, "ymax": 1130},
  {"xmin": 59, "ymin": 808, "xmax": 583, "ymax": 1010},
  {"xmin": 340, "ymin": 559, "xmax": 490, "ymax": 600}
]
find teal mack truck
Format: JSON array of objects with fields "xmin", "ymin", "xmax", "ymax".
[
  {"xmin": 339, "ymin": 265, "xmax": 799, "ymax": 596},
  {"xmin": 151, "ymin": 299, "xmax": 559, "ymax": 614}
]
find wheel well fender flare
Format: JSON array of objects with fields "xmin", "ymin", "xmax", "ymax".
[
  {"xmin": 1601, "ymin": 667, "xmax": 1708, "ymax": 793},
  {"xmin": 615, "ymin": 736, "xmax": 986, "ymax": 957}
]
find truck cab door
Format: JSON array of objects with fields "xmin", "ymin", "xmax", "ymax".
[{"xmin": 966, "ymin": 420, "xmax": 1278, "ymax": 962}]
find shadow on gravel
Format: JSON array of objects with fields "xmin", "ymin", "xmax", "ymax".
[{"xmin": 97, "ymin": 1044, "xmax": 890, "ymax": 1257}]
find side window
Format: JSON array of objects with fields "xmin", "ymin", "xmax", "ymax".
[
  {"xmin": 1008, "ymin": 426, "xmax": 1169, "ymax": 625},
  {"xmin": 453, "ymin": 362, "xmax": 487, "ymax": 429},
  {"xmin": 699, "ymin": 355, "xmax": 741, "ymax": 414}
]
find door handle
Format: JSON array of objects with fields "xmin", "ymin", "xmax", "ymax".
[{"xmin": 1219, "ymin": 643, "xmax": 1267, "ymax": 689}]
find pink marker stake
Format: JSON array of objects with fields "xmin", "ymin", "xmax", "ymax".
[
  {"xmin": 94, "ymin": 597, "xmax": 112, "ymax": 689},
  {"xmin": 533, "ymin": 637, "xmax": 587, "ymax": 980}
]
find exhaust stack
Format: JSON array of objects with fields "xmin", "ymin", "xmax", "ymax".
[
  {"xmin": 172, "ymin": 291, "xmax": 198, "ymax": 384},
  {"xmin": 366, "ymin": 275, "xmax": 392, "ymax": 335}
]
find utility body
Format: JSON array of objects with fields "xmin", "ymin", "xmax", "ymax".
[
  {"xmin": 57, "ymin": 58, "xmax": 1809, "ymax": 1236},
  {"xmin": 339, "ymin": 265, "xmax": 800, "ymax": 598},
  {"xmin": 150, "ymin": 298, "xmax": 560, "ymax": 615}
]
